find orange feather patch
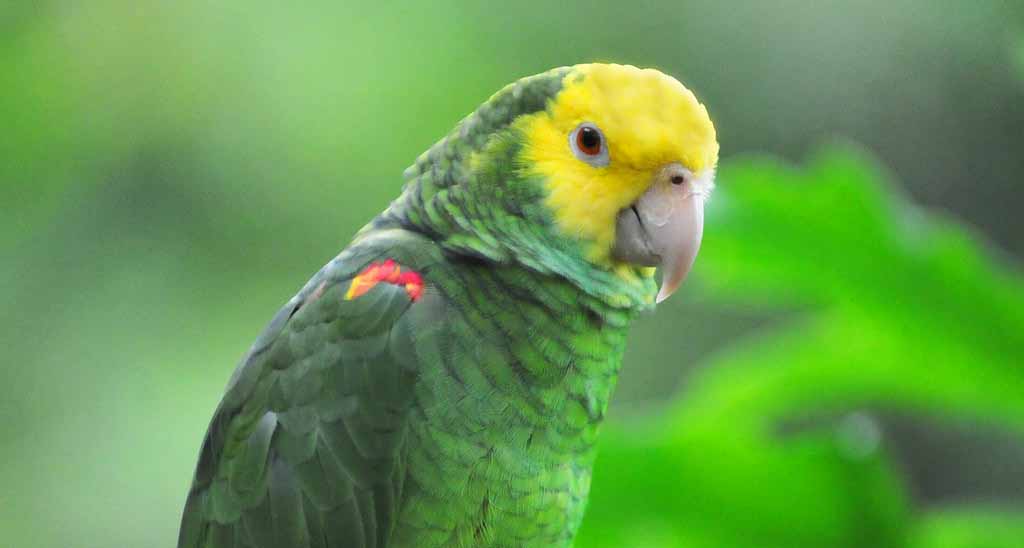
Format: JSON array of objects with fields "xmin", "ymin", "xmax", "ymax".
[{"xmin": 345, "ymin": 259, "xmax": 424, "ymax": 302}]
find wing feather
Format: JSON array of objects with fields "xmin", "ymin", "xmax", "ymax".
[{"xmin": 179, "ymin": 242, "xmax": 436, "ymax": 548}]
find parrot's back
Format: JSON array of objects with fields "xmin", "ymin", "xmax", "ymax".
[{"xmin": 178, "ymin": 227, "xmax": 634, "ymax": 548}]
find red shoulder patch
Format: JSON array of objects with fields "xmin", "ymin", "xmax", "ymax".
[{"xmin": 345, "ymin": 259, "xmax": 424, "ymax": 302}]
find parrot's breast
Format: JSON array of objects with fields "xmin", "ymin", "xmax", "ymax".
[{"xmin": 389, "ymin": 261, "xmax": 634, "ymax": 548}]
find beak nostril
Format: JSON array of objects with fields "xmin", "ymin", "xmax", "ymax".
[{"xmin": 670, "ymin": 175, "xmax": 685, "ymax": 185}]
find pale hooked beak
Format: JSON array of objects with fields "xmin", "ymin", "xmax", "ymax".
[{"xmin": 611, "ymin": 163, "xmax": 713, "ymax": 303}]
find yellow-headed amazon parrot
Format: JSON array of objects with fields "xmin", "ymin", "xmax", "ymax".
[{"xmin": 178, "ymin": 63, "xmax": 719, "ymax": 548}]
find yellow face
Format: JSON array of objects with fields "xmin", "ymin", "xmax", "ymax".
[{"xmin": 516, "ymin": 64, "xmax": 719, "ymax": 263}]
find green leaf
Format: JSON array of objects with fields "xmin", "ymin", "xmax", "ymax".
[{"xmin": 688, "ymin": 143, "xmax": 1024, "ymax": 431}]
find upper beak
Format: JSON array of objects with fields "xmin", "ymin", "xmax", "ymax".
[{"xmin": 611, "ymin": 163, "xmax": 712, "ymax": 303}]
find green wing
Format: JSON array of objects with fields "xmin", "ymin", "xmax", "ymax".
[{"xmin": 179, "ymin": 240, "xmax": 440, "ymax": 548}]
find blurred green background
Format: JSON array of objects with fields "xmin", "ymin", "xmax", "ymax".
[{"xmin": 3, "ymin": 2, "xmax": 1023, "ymax": 547}]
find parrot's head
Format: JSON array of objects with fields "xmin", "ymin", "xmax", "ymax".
[{"xmin": 390, "ymin": 63, "xmax": 718, "ymax": 308}]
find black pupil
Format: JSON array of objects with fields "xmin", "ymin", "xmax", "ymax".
[{"xmin": 580, "ymin": 127, "xmax": 601, "ymax": 152}]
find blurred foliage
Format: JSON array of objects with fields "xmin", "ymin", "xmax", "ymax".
[
  {"xmin": 577, "ymin": 146, "xmax": 1024, "ymax": 547},
  {"xmin": 910, "ymin": 509, "xmax": 1024, "ymax": 548},
  {"xmin": 1014, "ymin": 35, "xmax": 1024, "ymax": 83},
  {"xmin": 3, "ymin": 2, "xmax": 1023, "ymax": 548}
]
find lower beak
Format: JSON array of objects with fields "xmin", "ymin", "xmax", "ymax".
[{"xmin": 611, "ymin": 163, "xmax": 709, "ymax": 303}]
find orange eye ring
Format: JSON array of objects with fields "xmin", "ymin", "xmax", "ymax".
[
  {"xmin": 576, "ymin": 126, "xmax": 602, "ymax": 156},
  {"xmin": 569, "ymin": 123, "xmax": 610, "ymax": 167}
]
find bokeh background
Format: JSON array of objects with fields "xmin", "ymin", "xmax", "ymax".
[{"xmin": 3, "ymin": 2, "xmax": 1023, "ymax": 547}]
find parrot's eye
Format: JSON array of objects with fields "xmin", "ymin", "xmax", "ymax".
[
  {"xmin": 569, "ymin": 123, "xmax": 610, "ymax": 167},
  {"xmin": 577, "ymin": 127, "xmax": 601, "ymax": 154}
]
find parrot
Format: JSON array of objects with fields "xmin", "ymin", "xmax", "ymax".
[{"xmin": 178, "ymin": 63, "xmax": 719, "ymax": 548}]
